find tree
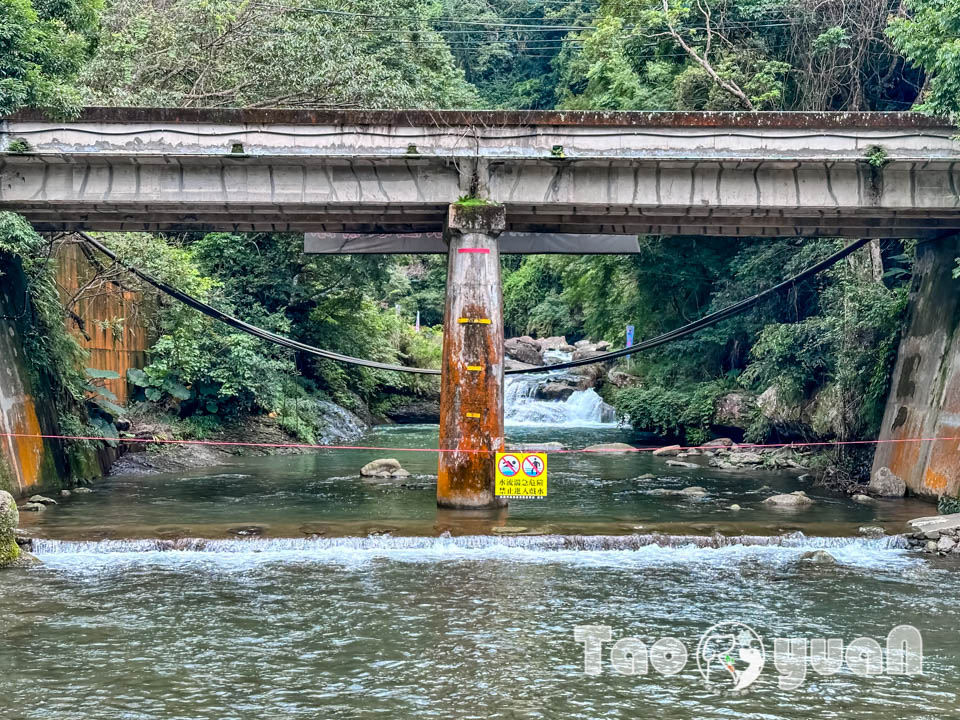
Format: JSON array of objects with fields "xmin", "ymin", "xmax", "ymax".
[
  {"xmin": 889, "ymin": 0, "xmax": 960, "ymax": 116},
  {"xmin": 81, "ymin": 0, "xmax": 478, "ymax": 108},
  {"xmin": 0, "ymin": 0, "xmax": 99, "ymax": 116}
]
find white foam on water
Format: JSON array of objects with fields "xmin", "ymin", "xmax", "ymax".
[
  {"xmin": 30, "ymin": 533, "xmax": 915, "ymax": 573},
  {"xmin": 505, "ymin": 374, "xmax": 618, "ymax": 427}
]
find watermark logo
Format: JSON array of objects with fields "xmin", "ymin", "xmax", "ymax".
[
  {"xmin": 574, "ymin": 623, "xmax": 922, "ymax": 689},
  {"xmin": 696, "ymin": 622, "xmax": 765, "ymax": 690}
]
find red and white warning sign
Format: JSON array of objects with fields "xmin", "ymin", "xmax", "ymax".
[{"xmin": 495, "ymin": 452, "xmax": 548, "ymax": 498}]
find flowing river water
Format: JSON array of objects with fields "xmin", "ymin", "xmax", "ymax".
[{"xmin": 3, "ymin": 384, "xmax": 959, "ymax": 719}]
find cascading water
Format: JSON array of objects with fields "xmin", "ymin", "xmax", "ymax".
[{"xmin": 505, "ymin": 351, "xmax": 617, "ymax": 426}]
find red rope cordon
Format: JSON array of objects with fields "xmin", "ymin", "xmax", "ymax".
[{"xmin": 0, "ymin": 432, "xmax": 957, "ymax": 454}]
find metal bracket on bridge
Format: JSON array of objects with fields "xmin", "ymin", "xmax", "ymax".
[{"xmin": 304, "ymin": 232, "xmax": 642, "ymax": 254}]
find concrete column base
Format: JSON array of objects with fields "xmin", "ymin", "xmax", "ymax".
[{"xmin": 437, "ymin": 203, "xmax": 507, "ymax": 509}]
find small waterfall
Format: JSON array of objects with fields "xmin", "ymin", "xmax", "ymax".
[{"xmin": 505, "ymin": 350, "xmax": 616, "ymax": 426}]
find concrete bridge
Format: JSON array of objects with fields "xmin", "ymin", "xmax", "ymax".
[{"xmin": 2, "ymin": 108, "xmax": 960, "ymax": 505}]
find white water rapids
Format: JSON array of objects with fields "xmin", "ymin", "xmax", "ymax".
[{"xmin": 504, "ymin": 351, "xmax": 618, "ymax": 427}]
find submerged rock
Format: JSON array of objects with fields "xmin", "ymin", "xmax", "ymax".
[
  {"xmin": 27, "ymin": 495, "xmax": 57, "ymax": 505},
  {"xmin": 852, "ymin": 494, "xmax": 875, "ymax": 504},
  {"xmin": 227, "ymin": 525, "xmax": 266, "ymax": 537},
  {"xmin": 60, "ymin": 489, "xmax": 71, "ymax": 498},
  {"xmin": 858, "ymin": 526, "xmax": 885, "ymax": 536},
  {"xmin": 73, "ymin": 487, "xmax": 93, "ymax": 494},
  {"xmin": 869, "ymin": 466, "xmax": 906, "ymax": 497},
  {"xmin": 665, "ymin": 460, "xmax": 699, "ymax": 469},
  {"xmin": 360, "ymin": 458, "xmax": 411, "ymax": 478},
  {"xmin": 20, "ymin": 502, "xmax": 45, "ymax": 512},
  {"xmin": 800, "ymin": 550, "xmax": 837, "ymax": 565},
  {"xmin": 763, "ymin": 491, "xmax": 814, "ymax": 507},
  {"xmin": 492, "ymin": 526, "xmax": 528, "ymax": 534},
  {"xmin": 679, "ymin": 486, "xmax": 708, "ymax": 496}
]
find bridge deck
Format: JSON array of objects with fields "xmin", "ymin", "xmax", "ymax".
[{"xmin": 2, "ymin": 108, "xmax": 959, "ymax": 237}]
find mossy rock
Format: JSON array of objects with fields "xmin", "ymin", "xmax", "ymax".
[
  {"xmin": 0, "ymin": 537, "xmax": 20, "ymax": 568},
  {"xmin": 938, "ymin": 494, "xmax": 960, "ymax": 515},
  {"xmin": 0, "ymin": 490, "xmax": 18, "ymax": 536}
]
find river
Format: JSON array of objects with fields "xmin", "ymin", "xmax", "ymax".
[{"xmin": 3, "ymin": 385, "xmax": 958, "ymax": 719}]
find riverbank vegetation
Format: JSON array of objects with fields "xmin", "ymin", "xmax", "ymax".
[{"xmin": 2, "ymin": 0, "xmax": 957, "ymax": 478}]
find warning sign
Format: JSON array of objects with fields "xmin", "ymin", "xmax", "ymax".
[{"xmin": 495, "ymin": 452, "xmax": 547, "ymax": 499}]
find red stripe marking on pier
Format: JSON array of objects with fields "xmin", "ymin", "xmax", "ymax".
[{"xmin": 457, "ymin": 248, "xmax": 491, "ymax": 254}]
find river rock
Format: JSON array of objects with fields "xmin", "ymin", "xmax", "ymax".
[
  {"xmin": 925, "ymin": 540, "xmax": 939, "ymax": 553},
  {"xmin": 20, "ymin": 502, "xmax": 45, "ymax": 512},
  {"xmin": 666, "ymin": 460, "xmax": 699, "ymax": 469},
  {"xmin": 360, "ymin": 458, "xmax": 411, "ymax": 478},
  {"xmin": 0, "ymin": 491, "xmax": 21, "ymax": 568},
  {"xmin": 859, "ymin": 525, "xmax": 885, "ymax": 536},
  {"xmin": 27, "ymin": 495, "xmax": 57, "ymax": 505},
  {"xmin": 869, "ymin": 466, "xmax": 906, "ymax": 497},
  {"xmin": 712, "ymin": 392, "xmax": 757, "ymax": 431},
  {"xmin": 569, "ymin": 363, "xmax": 606, "ymax": 387},
  {"xmin": 60, "ymin": 489, "xmax": 71, "ymax": 498},
  {"xmin": 584, "ymin": 443, "xmax": 636, "ymax": 453},
  {"xmin": 538, "ymin": 336, "xmax": 575, "ymax": 353},
  {"xmin": 504, "ymin": 357, "xmax": 539, "ymax": 373},
  {"xmin": 227, "ymin": 525, "xmax": 266, "ymax": 536},
  {"xmin": 703, "ymin": 437, "xmax": 734, "ymax": 448},
  {"xmin": 800, "ymin": 550, "xmax": 837, "ymax": 565},
  {"xmin": 653, "ymin": 445, "xmax": 682, "ymax": 457},
  {"xmin": 852, "ymin": 494, "xmax": 876, "ymax": 505},
  {"xmin": 679, "ymin": 486, "xmax": 707, "ymax": 496},
  {"xmin": 571, "ymin": 348, "xmax": 607, "ymax": 362},
  {"xmin": 728, "ymin": 504, "xmax": 742, "ymax": 511},
  {"xmin": 73, "ymin": 487, "xmax": 93, "ymax": 494},
  {"xmin": 505, "ymin": 336, "xmax": 544, "ymax": 366},
  {"xmin": 728, "ymin": 452, "xmax": 764, "ymax": 465},
  {"xmin": 492, "ymin": 526, "xmax": 528, "ymax": 534},
  {"xmin": 636, "ymin": 473, "xmax": 656, "ymax": 480},
  {"xmin": 534, "ymin": 382, "xmax": 576, "ymax": 402},
  {"xmin": 763, "ymin": 491, "xmax": 814, "ymax": 507},
  {"xmin": 938, "ymin": 536, "xmax": 957, "ymax": 553}
]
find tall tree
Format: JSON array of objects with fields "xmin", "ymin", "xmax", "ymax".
[{"xmin": 0, "ymin": 0, "xmax": 100, "ymax": 116}]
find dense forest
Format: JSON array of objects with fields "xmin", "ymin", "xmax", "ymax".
[{"xmin": 2, "ymin": 0, "xmax": 959, "ymax": 460}]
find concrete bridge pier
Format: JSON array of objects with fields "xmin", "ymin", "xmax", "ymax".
[
  {"xmin": 874, "ymin": 235, "xmax": 960, "ymax": 500},
  {"xmin": 437, "ymin": 203, "xmax": 507, "ymax": 509}
]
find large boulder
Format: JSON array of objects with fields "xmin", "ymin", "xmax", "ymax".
[
  {"xmin": 504, "ymin": 357, "xmax": 539, "ymax": 373},
  {"xmin": 534, "ymin": 382, "xmax": 576, "ymax": 402},
  {"xmin": 505, "ymin": 336, "xmax": 544, "ymax": 366},
  {"xmin": 757, "ymin": 385, "xmax": 804, "ymax": 432},
  {"xmin": 572, "ymin": 348, "xmax": 606, "ymax": 362},
  {"xmin": 0, "ymin": 491, "xmax": 21, "ymax": 568},
  {"xmin": 360, "ymin": 458, "xmax": 411, "ymax": 479},
  {"xmin": 569, "ymin": 363, "xmax": 606, "ymax": 387},
  {"xmin": 537, "ymin": 336, "xmax": 576, "ymax": 353},
  {"xmin": 869, "ymin": 466, "xmax": 906, "ymax": 497},
  {"xmin": 712, "ymin": 391, "xmax": 757, "ymax": 431}
]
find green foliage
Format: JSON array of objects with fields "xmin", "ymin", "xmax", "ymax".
[
  {"xmin": 888, "ymin": 0, "xmax": 960, "ymax": 117},
  {"xmin": 616, "ymin": 380, "xmax": 733, "ymax": 444},
  {"xmin": 0, "ymin": 0, "xmax": 100, "ymax": 116},
  {"xmin": 866, "ymin": 145, "xmax": 889, "ymax": 168},
  {"xmin": 81, "ymin": 0, "xmax": 477, "ymax": 109},
  {"xmin": 0, "ymin": 213, "xmax": 88, "ymax": 419},
  {"xmin": 6, "ymin": 138, "xmax": 31, "ymax": 152},
  {"xmin": 939, "ymin": 493, "xmax": 960, "ymax": 515}
]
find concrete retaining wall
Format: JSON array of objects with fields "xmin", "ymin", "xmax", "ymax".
[{"xmin": 873, "ymin": 235, "xmax": 960, "ymax": 498}]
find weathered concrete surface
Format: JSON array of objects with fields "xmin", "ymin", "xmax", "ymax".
[
  {"xmin": 3, "ymin": 108, "xmax": 960, "ymax": 237},
  {"xmin": 907, "ymin": 513, "xmax": 960, "ymax": 535},
  {"xmin": 873, "ymin": 235, "xmax": 960, "ymax": 499},
  {"xmin": 437, "ymin": 203, "xmax": 506, "ymax": 508},
  {"xmin": 0, "ymin": 257, "xmax": 69, "ymax": 496}
]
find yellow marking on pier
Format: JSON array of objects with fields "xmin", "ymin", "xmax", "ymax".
[{"xmin": 458, "ymin": 318, "xmax": 491, "ymax": 324}]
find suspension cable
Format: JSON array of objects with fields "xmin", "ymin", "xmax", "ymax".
[{"xmin": 77, "ymin": 232, "xmax": 869, "ymax": 376}]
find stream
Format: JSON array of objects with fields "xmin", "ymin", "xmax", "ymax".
[{"xmin": 3, "ymin": 384, "xmax": 958, "ymax": 719}]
